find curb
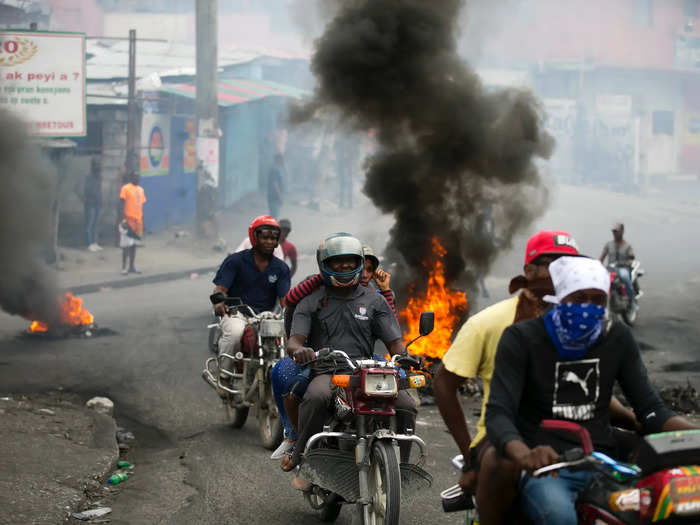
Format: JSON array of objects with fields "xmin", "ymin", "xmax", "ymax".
[{"xmin": 67, "ymin": 266, "xmax": 219, "ymax": 295}]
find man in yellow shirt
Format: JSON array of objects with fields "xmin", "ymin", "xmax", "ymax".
[{"xmin": 435, "ymin": 230, "xmax": 584, "ymax": 489}]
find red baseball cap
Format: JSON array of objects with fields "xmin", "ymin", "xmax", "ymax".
[{"xmin": 524, "ymin": 230, "xmax": 580, "ymax": 265}]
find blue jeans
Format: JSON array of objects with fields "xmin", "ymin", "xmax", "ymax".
[
  {"xmin": 270, "ymin": 357, "xmax": 309, "ymax": 440},
  {"xmin": 268, "ymin": 198, "xmax": 281, "ymax": 220},
  {"xmin": 520, "ymin": 469, "xmax": 594, "ymax": 525},
  {"xmin": 84, "ymin": 204, "xmax": 100, "ymax": 245},
  {"xmin": 617, "ymin": 267, "xmax": 635, "ymax": 299}
]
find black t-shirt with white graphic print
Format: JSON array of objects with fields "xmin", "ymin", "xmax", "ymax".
[{"xmin": 486, "ymin": 317, "xmax": 674, "ymax": 457}]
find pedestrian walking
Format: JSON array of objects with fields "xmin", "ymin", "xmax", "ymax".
[
  {"xmin": 268, "ymin": 153, "xmax": 284, "ymax": 218},
  {"xmin": 118, "ymin": 171, "xmax": 147, "ymax": 275},
  {"xmin": 84, "ymin": 157, "xmax": 102, "ymax": 252}
]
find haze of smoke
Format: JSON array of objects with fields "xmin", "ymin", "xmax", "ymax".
[
  {"xmin": 0, "ymin": 109, "xmax": 60, "ymax": 324},
  {"xmin": 292, "ymin": 0, "xmax": 553, "ymax": 295}
]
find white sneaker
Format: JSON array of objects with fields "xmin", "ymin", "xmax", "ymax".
[
  {"xmin": 121, "ymin": 267, "xmax": 128, "ymax": 275},
  {"xmin": 270, "ymin": 439, "xmax": 295, "ymax": 460},
  {"xmin": 93, "ymin": 243, "xmax": 103, "ymax": 251},
  {"xmin": 88, "ymin": 243, "xmax": 99, "ymax": 252}
]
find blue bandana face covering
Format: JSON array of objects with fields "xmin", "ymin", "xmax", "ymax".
[{"xmin": 543, "ymin": 303, "xmax": 606, "ymax": 360}]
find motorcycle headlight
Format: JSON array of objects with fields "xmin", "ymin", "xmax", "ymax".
[{"xmin": 363, "ymin": 373, "xmax": 398, "ymax": 397}]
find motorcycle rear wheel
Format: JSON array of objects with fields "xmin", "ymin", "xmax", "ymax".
[
  {"xmin": 226, "ymin": 403, "xmax": 249, "ymax": 428},
  {"xmin": 365, "ymin": 441, "xmax": 401, "ymax": 525}
]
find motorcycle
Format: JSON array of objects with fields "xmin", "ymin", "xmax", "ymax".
[
  {"xmin": 298, "ymin": 311, "xmax": 436, "ymax": 525},
  {"xmin": 441, "ymin": 419, "xmax": 700, "ymax": 524},
  {"xmin": 608, "ymin": 260, "xmax": 644, "ymax": 326},
  {"xmin": 202, "ymin": 297, "xmax": 285, "ymax": 450}
]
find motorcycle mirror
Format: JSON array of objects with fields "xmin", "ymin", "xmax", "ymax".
[{"xmin": 419, "ymin": 312, "xmax": 434, "ymax": 336}]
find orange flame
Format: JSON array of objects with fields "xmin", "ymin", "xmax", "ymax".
[
  {"xmin": 28, "ymin": 292, "xmax": 94, "ymax": 333},
  {"xmin": 401, "ymin": 238, "xmax": 468, "ymax": 359}
]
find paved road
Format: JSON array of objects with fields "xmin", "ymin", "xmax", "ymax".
[{"xmin": 0, "ymin": 276, "xmax": 473, "ymax": 525}]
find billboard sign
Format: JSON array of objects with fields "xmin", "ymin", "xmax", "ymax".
[{"xmin": 0, "ymin": 31, "xmax": 86, "ymax": 137}]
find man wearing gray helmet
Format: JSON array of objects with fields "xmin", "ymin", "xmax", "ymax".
[{"xmin": 285, "ymin": 233, "xmax": 417, "ymax": 473}]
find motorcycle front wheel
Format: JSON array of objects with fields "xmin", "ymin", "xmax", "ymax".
[
  {"xmin": 226, "ymin": 403, "xmax": 249, "ymax": 428},
  {"xmin": 622, "ymin": 302, "xmax": 638, "ymax": 326},
  {"xmin": 305, "ymin": 486, "xmax": 342, "ymax": 522},
  {"xmin": 258, "ymin": 386, "xmax": 283, "ymax": 449},
  {"xmin": 364, "ymin": 440, "xmax": 401, "ymax": 525}
]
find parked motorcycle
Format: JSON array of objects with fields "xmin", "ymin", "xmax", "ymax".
[
  {"xmin": 608, "ymin": 260, "xmax": 644, "ymax": 326},
  {"xmin": 298, "ymin": 312, "xmax": 435, "ymax": 525},
  {"xmin": 202, "ymin": 298, "xmax": 285, "ymax": 450},
  {"xmin": 441, "ymin": 419, "xmax": 700, "ymax": 524}
]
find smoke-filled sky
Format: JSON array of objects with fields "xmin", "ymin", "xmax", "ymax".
[
  {"xmin": 0, "ymin": 109, "xmax": 60, "ymax": 324},
  {"xmin": 292, "ymin": 0, "xmax": 553, "ymax": 293}
]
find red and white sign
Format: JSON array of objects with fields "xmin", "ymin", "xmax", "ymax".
[{"xmin": 0, "ymin": 31, "xmax": 86, "ymax": 137}]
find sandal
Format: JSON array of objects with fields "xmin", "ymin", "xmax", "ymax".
[{"xmin": 280, "ymin": 448, "xmax": 299, "ymax": 472}]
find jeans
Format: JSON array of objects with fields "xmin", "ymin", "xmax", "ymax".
[
  {"xmin": 520, "ymin": 469, "xmax": 594, "ymax": 525},
  {"xmin": 84, "ymin": 204, "xmax": 100, "ymax": 245},
  {"xmin": 270, "ymin": 357, "xmax": 309, "ymax": 440},
  {"xmin": 617, "ymin": 267, "xmax": 635, "ymax": 299},
  {"xmin": 268, "ymin": 198, "xmax": 281, "ymax": 220}
]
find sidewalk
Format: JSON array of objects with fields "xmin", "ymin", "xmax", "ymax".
[
  {"xmin": 0, "ymin": 393, "xmax": 118, "ymax": 525},
  {"xmin": 56, "ymin": 229, "xmax": 225, "ymax": 294}
]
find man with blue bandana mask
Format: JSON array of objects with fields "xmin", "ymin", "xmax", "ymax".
[{"xmin": 483, "ymin": 256, "xmax": 698, "ymax": 525}]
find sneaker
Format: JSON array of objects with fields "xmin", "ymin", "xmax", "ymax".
[
  {"xmin": 270, "ymin": 439, "xmax": 295, "ymax": 460},
  {"xmin": 93, "ymin": 243, "xmax": 103, "ymax": 251},
  {"xmin": 121, "ymin": 268, "xmax": 128, "ymax": 275},
  {"xmin": 128, "ymin": 268, "xmax": 142, "ymax": 274},
  {"xmin": 88, "ymin": 243, "xmax": 99, "ymax": 252}
]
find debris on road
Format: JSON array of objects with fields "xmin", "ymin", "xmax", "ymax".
[
  {"xmin": 37, "ymin": 408, "xmax": 55, "ymax": 416},
  {"xmin": 72, "ymin": 507, "xmax": 112, "ymax": 520},
  {"xmin": 117, "ymin": 460, "xmax": 132, "ymax": 468},
  {"xmin": 116, "ymin": 428, "xmax": 135, "ymax": 444},
  {"xmin": 86, "ymin": 396, "xmax": 114, "ymax": 416},
  {"xmin": 107, "ymin": 472, "xmax": 128, "ymax": 485},
  {"xmin": 659, "ymin": 381, "xmax": 700, "ymax": 414}
]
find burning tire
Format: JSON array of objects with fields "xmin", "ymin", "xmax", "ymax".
[{"xmin": 365, "ymin": 441, "xmax": 401, "ymax": 525}]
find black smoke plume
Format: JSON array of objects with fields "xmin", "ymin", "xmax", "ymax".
[
  {"xmin": 293, "ymin": 0, "xmax": 553, "ymax": 297},
  {"xmin": 0, "ymin": 108, "xmax": 61, "ymax": 324}
]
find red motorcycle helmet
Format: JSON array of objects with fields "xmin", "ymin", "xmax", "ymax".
[{"xmin": 248, "ymin": 215, "xmax": 281, "ymax": 246}]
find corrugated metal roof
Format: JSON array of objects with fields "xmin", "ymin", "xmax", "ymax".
[
  {"xmin": 158, "ymin": 77, "xmax": 309, "ymax": 107},
  {"xmin": 86, "ymin": 40, "xmax": 261, "ymax": 80}
]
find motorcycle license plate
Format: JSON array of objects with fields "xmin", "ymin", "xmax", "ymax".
[{"xmin": 668, "ymin": 475, "xmax": 700, "ymax": 517}]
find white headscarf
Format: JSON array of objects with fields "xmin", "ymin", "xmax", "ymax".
[{"xmin": 543, "ymin": 256, "xmax": 610, "ymax": 304}]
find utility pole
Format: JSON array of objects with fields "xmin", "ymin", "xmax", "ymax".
[
  {"xmin": 195, "ymin": 0, "xmax": 219, "ymax": 237},
  {"xmin": 126, "ymin": 29, "xmax": 138, "ymax": 175}
]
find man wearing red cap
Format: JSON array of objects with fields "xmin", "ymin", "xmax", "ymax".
[{"xmin": 434, "ymin": 230, "xmax": 638, "ymax": 517}]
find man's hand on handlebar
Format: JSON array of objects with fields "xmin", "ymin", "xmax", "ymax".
[
  {"xmin": 292, "ymin": 347, "xmax": 316, "ymax": 364},
  {"xmin": 214, "ymin": 302, "xmax": 228, "ymax": 317},
  {"xmin": 513, "ymin": 444, "xmax": 559, "ymax": 472}
]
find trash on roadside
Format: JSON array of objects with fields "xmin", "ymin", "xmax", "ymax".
[
  {"xmin": 117, "ymin": 460, "xmax": 132, "ymax": 468},
  {"xmin": 116, "ymin": 429, "xmax": 135, "ymax": 443},
  {"xmin": 86, "ymin": 396, "xmax": 114, "ymax": 416},
  {"xmin": 174, "ymin": 229, "xmax": 190, "ymax": 238},
  {"xmin": 72, "ymin": 507, "xmax": 112, "ymax": 520},
  {"xmin": 107, "ymin": 472, "xmax": 128, "ymax": 485},
  {"xmin": 37, "ymin": 408, "xmax": 55, "ymax": 415}
]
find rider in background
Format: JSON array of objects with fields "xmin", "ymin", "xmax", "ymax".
[
  {"xmin": 210, "ymin": 216, "xmax": 290, "ymax": 393},
  {"xmin": 278, "ymin": 219, "xmax": 298, "ymax": 278},
  {"xmin": 599, "ymin": 222, "xmax": 636, "ymax": 298},
  {"xmin": 483, "ymin": 256, "xmax": 696, "ymax": 525}
]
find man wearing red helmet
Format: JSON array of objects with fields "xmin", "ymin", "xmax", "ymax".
[
  {"xmin": 433, "ymin": 230, "xmax": 639, "ymax": 523},
  {"xmin": 210, "ymin": 216, "xmax": 291, "ymax": 391}
]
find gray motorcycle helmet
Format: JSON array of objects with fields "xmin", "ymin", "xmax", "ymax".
[
  {"xmin": 317, "ymin": 233, "xmax": 364, "ymax": 287},
  {"xmin": 362, "ymin": 245, "xmax": 380, "ymax": 271}
]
